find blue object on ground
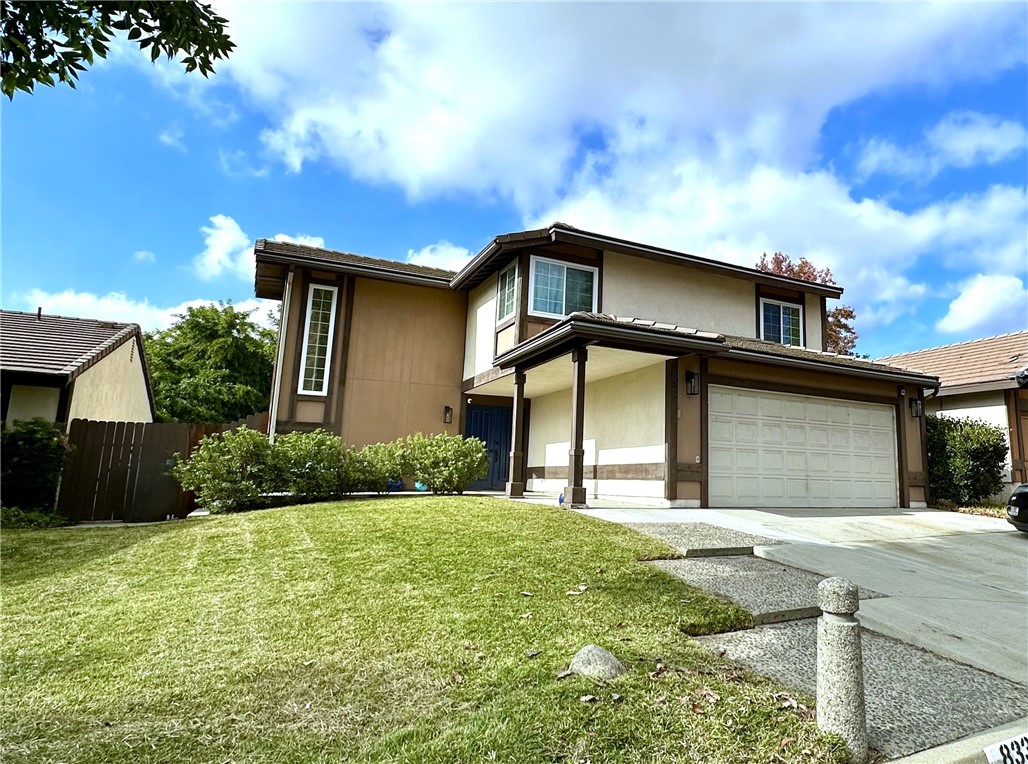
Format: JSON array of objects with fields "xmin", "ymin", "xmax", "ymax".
[{"xmin": 414, "ymin": 481, "xmax": 428, "ymax": 492}]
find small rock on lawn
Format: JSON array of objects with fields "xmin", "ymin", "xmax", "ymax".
[{"xmin": 569, "ymin": 644, "xmax": 626, "ymax": 680}]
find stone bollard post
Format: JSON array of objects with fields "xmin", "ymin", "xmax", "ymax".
[{"xmin": 817, "ymin": 577, "xmax": 868, "ymax": 764}]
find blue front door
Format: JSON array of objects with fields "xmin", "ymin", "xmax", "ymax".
[{"xmin": 466, "ymin": 405, "xmax": 513, "ymax": 491}]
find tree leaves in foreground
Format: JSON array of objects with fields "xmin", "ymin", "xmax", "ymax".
[
  {"xmin": 144, "ymin": 303, "xmax": 275, "ymax": 424},
  {"xmin": 756, "ymin": 251, "xmax": 859, "ymax": 355},
  {"xmin": 1, "ymin": 1, "xmax": 234, "ymax": 99}
]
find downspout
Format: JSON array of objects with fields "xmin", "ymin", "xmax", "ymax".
[{"xmin": 267, "ymin": 266, "xmax": 295, "ymax": 443}]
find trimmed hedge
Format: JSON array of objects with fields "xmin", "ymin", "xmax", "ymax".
[
  {"xmin": 173, "ymin": 428, "xmax": 489, "ymax": 511},
  {"xmin": 926, "ymin": 414, "xmax": 1007, "ymax": 506}
]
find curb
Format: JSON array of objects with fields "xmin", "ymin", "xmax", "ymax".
[{"xmin": 888, "ymin": 717, "xmax": 1027, "ymax": 763}]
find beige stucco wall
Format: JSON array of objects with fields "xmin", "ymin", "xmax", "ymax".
[
  {"xmin": 342, "ymin": 278, "xmax": 467, "ymax": 447},
  {"xmin": 526, "ymin": 361, "xmax": 665, "ymax": 498},
  {"xmin": 6, "ymin": 385, "xmax": 60, "ymax": 424},
  {"xmin": 603, "ymin": 252, "xmax": 757, "ymax": 336},
  {"xmin": 805, "ymin": 293, "xmax": 824, "ymax": 352},
  {"xmin": 463, "ymin": 274, "xmax": 498, "ymax": 380},
  {"xmin": 67, "ymin": 339, "xmax": 153, "ymax": 423}
]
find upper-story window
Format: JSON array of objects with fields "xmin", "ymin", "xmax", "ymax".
[
  {"xmin": 496, "ymin": 261, "xmax": 517, "ymax": 324},
  {"xmin": 528, "ymin": 255, "xmax": 598, "ymax": 319},
  {"xmin": 761, "ymin": 298, "xmax": 802, "ymax": 347},
  {"xmin": 299, "ymin": 284, "xmax": 338, "ymax": 395}
]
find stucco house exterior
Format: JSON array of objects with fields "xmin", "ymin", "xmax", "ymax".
[
  {"xmin": 254, "ymin": 223, "xmax": 938, "ymax": 509},
  {"xmin": 877, "ymin": 331, "xmax": 1028, "ymax": 496},
  {"xmin": 1, "ymin": 310, "xmax": 155, "ymax": 428}
]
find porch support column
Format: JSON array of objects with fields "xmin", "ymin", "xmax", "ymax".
[
  {"xmin": 506, "ymin": 370, "xmax": 527, "ymax": 498},
  {"xmin": 565, "ymin": 347, "xmax": 588, "ymax": 507}
]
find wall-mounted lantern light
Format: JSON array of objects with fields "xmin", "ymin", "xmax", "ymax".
[
  {"xmin": 685, "ymin": 371, "xmax": 699, "ymax": 396},
  {"xmin": 909, "ymin": 398, "xmax": 923, "ymax": 418},
  {"xmin": 443, "ymin": 405, "xmax": 453, "ymax": 424}
]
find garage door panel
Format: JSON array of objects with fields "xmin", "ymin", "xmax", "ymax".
[{"xmin": 708, "ymin": 386, "xmax": 898, "ymax": 508}]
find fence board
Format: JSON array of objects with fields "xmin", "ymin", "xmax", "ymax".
[{"xmin": 58, "ymin": 412, "xmax": 269, "ymax": 524}]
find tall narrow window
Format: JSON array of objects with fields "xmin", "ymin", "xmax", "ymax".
[
  {"xmin": 496, "ymin": 261, "xmax": 517, "ymax": 324},
  {"xmin": 761, "ymin": 299, "xmax": 802, "ymax": 346},
  {"xmin": 528, "ymin": 256, "xmax": 597, "ymax": 319},
  {"xmin": 298, "ymin": 284, "xmax": 338, "ymax": 395}
]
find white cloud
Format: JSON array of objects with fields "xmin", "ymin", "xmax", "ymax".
[
  {"xmin": 935, "ymin": 275, "xmax": 1028, "ymax": 335},
  {"xmin": 205, "ymin": 3, "xmax": 1023, "ymax": 205},
  {"xmin": 194, "ymin": 214, "xmax": 253, "ymax": 280},
  {"xmin": 218, "ymin": 148, "xmax": 269, "ymax": 178},
  {"xmin": 406, "ymin": 241, "xmax": 472, "ymax": 272},
  {"xmin": 17, "ymin": 289, "xmax": 278, "ymax": 333},
  {"xmin": 158, "ymin": 125, "xmax": 187, "ymax": 152},
  {"xmin": 132, "ymin": 250, "xmax": 156, "ymax": 263},
  {"xmin": 856, "ymin": 111, "xmax": 1027, "ymax": 182},
  {"xmin": 192, "ymin": 214, "xmax": 327, "ymax": 280},
  {"xmin": 271, "ymin": 232, "xmax": 325, "ymax": 248}
]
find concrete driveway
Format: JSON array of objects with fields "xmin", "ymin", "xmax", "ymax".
[{"xmin": 576, "ymin": 505, "xmax": 1028, "ymax": 684}]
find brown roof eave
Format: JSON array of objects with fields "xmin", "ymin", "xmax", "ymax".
[
  {"xmin": 449, "ymin": 228, "xmax": 555, "ymax": 290},
  {"xmin": 255, "ymin": 251, "xmax": 453, "ymax": 290},
  {"xmin": 722, "ymin": 347, "xmax": 940, "ymax": 388},
  {"xmin": 495, "ymin": 317, "xmax": 725, "ymax": 371}
]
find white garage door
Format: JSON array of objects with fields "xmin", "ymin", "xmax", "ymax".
[{"xmin": 708, "ymin": 386, "xmax": 898, "ymax": 508}]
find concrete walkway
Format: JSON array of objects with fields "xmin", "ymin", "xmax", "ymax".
[{"xmin": 573, "ymin": 504, "xmax": 1028, "ymax": 760}]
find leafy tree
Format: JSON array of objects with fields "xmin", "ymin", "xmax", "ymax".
[
  {"xmin": 144, "ymin": 303, "xmax": 275, "ymax": 424},
  {"xmin": 1, "ymin": 1, "xmax": 234, "ymax": 99},
  {"xmin": 756, "ymin": 252, "xmax": 858, "ymax": 355}
]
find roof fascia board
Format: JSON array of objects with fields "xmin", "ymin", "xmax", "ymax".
[
  {"xmin": 552, "ymin": 229, "xmax": 844, "ymax": 298},
  {"xmin": 450, "ymin": 234, "xmax": 553, "ymax": 290},
  {"xmin": 936, "ymin": 380, "xmax": 1017, "ymax": 397},
  {"xmin": 65, "ymin": 324, "xmax": 140, "ymax": 381},
  {"xmin": 723, "ymin": 348, "xmax": 939, "ymax": 387},
  {"xmin": 256, "ymin": 252, "xmax": 453, "ymax": 290},
  {"xmin": 495, "ymin": 319, "xmax": 723, "ymax": 371}
]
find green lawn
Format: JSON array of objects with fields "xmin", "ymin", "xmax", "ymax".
[{"xmin": 2, "ymin": 497, "xmax": 845, "ymax": 763}]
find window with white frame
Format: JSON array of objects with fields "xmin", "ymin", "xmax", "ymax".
[
  {"xmin": 760, "ymin": 298, "xmax": 803, "ymax": 346},
  {"xmin": 298, "ymin": 284, "xmax": 338, "ymax": 395},
  {"xmin": 528, "ymin": 256, "xmax": 597, "ymax": 319},
  {"xmin": 496, "ymin": 261, "xmax": 517, "ymax": 324}
]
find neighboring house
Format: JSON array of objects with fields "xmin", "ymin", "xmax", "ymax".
[
  {"xmin": 877, "ymin": 331, "xmax": 1028, "ymax": 495},
  {"xmin": 1, "ymin": 310, "xmax": 155, "ymax": 428},
  {"xmin": 254, "ymin": 223, "xmax": 938, "ymax": 509}
]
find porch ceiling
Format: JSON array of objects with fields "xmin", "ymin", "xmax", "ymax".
[{"xmin": 469, "ymin": 346, "xmax": 672, "ymax": 398}]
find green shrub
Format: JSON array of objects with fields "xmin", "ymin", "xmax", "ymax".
[
  {"xmin": 172, "ymin": 426, "xmax": 281, "ymax": 512},
  {"xmin": 926, "ymin": 414, "xmax": 1007, "ymax": 506},
  {"xmin": 351, "ymin": 441, "xmax": 402, "ymax": 494},
  {"xmin": 1, "ymin": 505, "xmax": 70, "ymax": 528},
  {"xmin": 1, "ymin": 418, "xmax": 70, "ymax": 512},
  {"xmin": 275, "ymin": 429, "xmax": 355, "ymax": 501},
  {"xmin": 405, "ymin": 432, "xmax": 488, "ymax": 495}
]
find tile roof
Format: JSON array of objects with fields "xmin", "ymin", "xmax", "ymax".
[
  {"xmin": 1, "ymin": 310, "xmax": 141, "ymax": 379},
  {"xmin": 255, "ymin": 239, "xmax": 457, "ymax": 281},
  {"xmin": 875, "ymin": 331, "xmax": 1028, "ymax": 390},
  {"xmin": 571, "ymin": 312, "xmax": 724, "ymax": 341}
]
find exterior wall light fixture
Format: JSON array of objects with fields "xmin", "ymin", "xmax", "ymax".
[
  {"xmin": 443, "ymin": 405, "xmax": 453, "ymax": 424},
  {"xmin": 909, "ymin": 398, "xmax": 923, "ymax": 418},
  {"xmin": 685, "ymin": 371, "xmax": 699, "ymax": 396}
]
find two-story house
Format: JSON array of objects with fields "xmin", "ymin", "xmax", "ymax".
[{"xmin": 253, "ymin": 223, "xmax": 938, "ymax": 509}]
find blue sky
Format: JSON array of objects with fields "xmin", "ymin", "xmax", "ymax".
[{"xmin": 2, "ymin": 2, "xmax": 1026, "ymax": 358}]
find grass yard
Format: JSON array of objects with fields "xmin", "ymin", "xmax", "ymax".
[{"xmin": 2, "ymin": 497, "xmax": 845, "ymax": 763}]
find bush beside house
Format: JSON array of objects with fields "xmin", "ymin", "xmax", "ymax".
[
  {"xmin": 926, "ymin": 414, "xmax": 1007, "ymax": 506},
  {"xmin": 173, "ymin": 427, "xmax": 488, "ymax": 512},
  {"xmin": 1, "ymin": 418, "xmax": 71, "ymax": 528}
]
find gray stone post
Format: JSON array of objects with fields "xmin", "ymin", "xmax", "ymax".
[{"xmin": 817, "ymin": 577, "xmax": 868, "ymax": 764}]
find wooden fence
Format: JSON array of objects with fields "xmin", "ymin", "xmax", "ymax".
[{"xmin": 56, "ymin": 412, "xmax": 269, "ymax": 523}]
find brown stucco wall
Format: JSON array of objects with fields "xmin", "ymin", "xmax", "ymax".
[{"xmin": 341, "ymin": 278, "xmax": 467, "ymax": 446}]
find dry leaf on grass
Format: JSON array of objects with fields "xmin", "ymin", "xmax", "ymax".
[
  {"xmin": 520, "ymin": 591, "xmax": 533, "ymax": 597},
  {"xmin": 556, "ymin": 669, "xmax": 574, "ymax": 680},
  {"xmin": 580, "ymin": 695, "xmax": 598, "ymax": 703},
  {"xmin": 525, "ymin": 650, "xmax": 541, "ymax": 659},
  {"xmin": 519, "ymin": 612, "xmax": 533, "ymax": 619},
  {"xmin": 700, "ymin": 688, "xmax": 721, "ymax": 704},
  {"xmin": 451, "ymin": 672, "xmax": 464, "ymax": 684}
]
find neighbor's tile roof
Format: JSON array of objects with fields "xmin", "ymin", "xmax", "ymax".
[
  {"xmin": 255, "ymin": 239, "xmax": 457, "ymax": 281},
  {"xmin": 875, "ymin": 331, "xmax": 1028, "ymax": 389},
  {"xmin": 0, "ymin": 310, "xmax": 141, "ymax": 379}
]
